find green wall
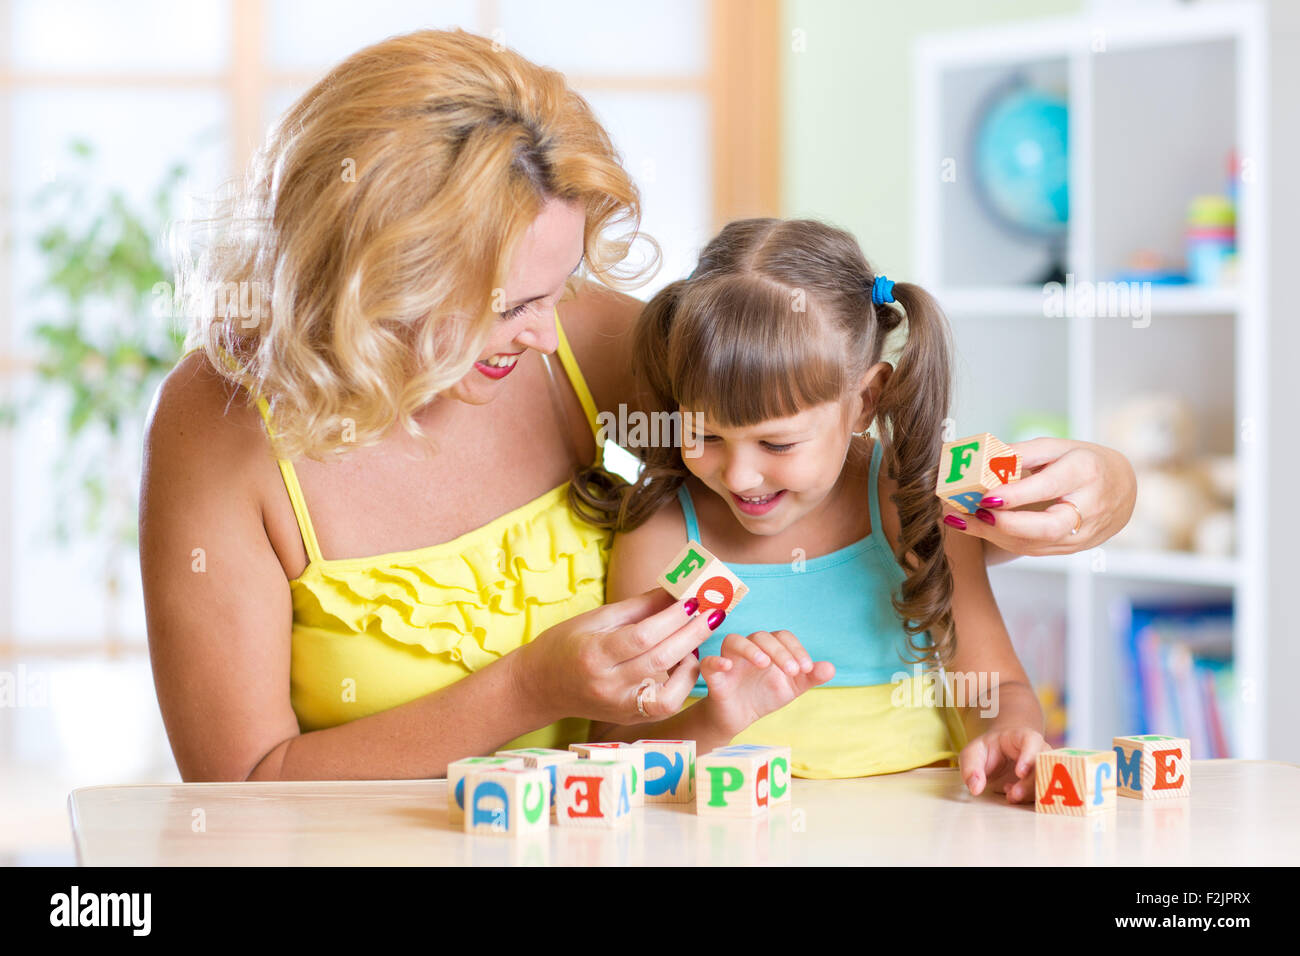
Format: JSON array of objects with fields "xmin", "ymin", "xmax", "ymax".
[{"xmin": 780, "ymin": 0, "xmax": 1082, "ymax": 277}]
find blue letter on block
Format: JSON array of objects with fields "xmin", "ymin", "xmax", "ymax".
[
  {"xmin": 947, "ymin": 491, "xmax": 984, "ymax": 514},
  {"xmin": 617, "ymin": 775, "xmax": 631, "ymax": 816},
  {"xmin": 471, "ymin": 780, "xmax": 509, "ymax": 829},
  {"xmin": 455, "ymin": 776, "xmax": 466, "ymax": 809},
  {"xmin": 1114, "ymin": 746, "xmax": 1141, "ymax": 792},
  {"xmin": 1093, "ymin": 761, "xmax": 1113, "ymax": 805},
  {"xmin": 645, "ymin": 751, "xmax": 684, "ymax": 797}
]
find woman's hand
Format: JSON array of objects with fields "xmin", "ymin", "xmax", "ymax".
[
  {"xmin": 512, "ymin": 588, "xmax": 719, "ymax": 726},
  {"xmin": 959, "ymin": 727, "xmax": 1049, "ymax": 804},
  {"xmin": 941, "ymin": 438, "xmax": 1136, "ymax": 557},
  {"xmin": 696, "ymin": 631, "xmax": 836, "ymax": 739}
]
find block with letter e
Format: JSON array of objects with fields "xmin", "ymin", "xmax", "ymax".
[
  {"xmin": 1035, "ymin": 748, "xmax": 1117, "ymax": 816},
  {"xmin": 658, "ymin": 540, "xmax": 748, "ymax": 615},
  {"xmin": 462, "ymin": 767, "xmax": 551, "ymax": 836},
  {"xmin": 633, "ymin": 739, "xmax": 696, "ymax": 803},
  {"xmin": 1113, "ymin": 735, "xmax": 1191, "ymax": 799},
  {"xmin": 555, "ymin": 760, "xmax": 634, "ymax": 828},
  {"xmin": 935, "ymin": 432, "xmax": 1022, "ymax": 515}
]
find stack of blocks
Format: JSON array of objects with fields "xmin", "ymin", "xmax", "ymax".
[
  {"xmin": 658, "ymin": 540, "xmax": 748, "ymax": 614},
  {"xmin": 935, "ymin": 432, "xmax": 1022, "ymax": 515},
  {"xmin": 447, "ymin": 738, "xmax": 792, "ymax": 835},
  {"xmin": 1034, "ymin": 735, "xmax": 1191, "ymax": 815}
]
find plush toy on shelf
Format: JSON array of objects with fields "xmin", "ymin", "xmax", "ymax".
[{"xmin": 1103, "ymin": 393, "xmax": 1235, "ymax": 555}]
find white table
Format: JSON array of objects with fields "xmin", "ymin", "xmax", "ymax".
[{"xmin": 67, "ymin": 760, "xmax": 1300, "ymax": 866}]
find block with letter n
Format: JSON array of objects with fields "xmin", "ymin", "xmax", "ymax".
[
  {"xmin": 1035, "ymin": 748, "xmax": 1117, "ymax": 816},
  {"xmin": 935, "ymin": 432, "xmax": 1022, "ymax": 515},
  {"xmin": 1113, "ymin": 735, "xmax": 1191, "ymax": 799},
  {"xmin": 658, "ymin": 540, "xmax": 748, "ymax": 615}
]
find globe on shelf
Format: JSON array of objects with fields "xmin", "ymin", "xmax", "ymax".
[{"xmin": 972, "ymin": 80, "xmax": 1069, "ymax": 284}]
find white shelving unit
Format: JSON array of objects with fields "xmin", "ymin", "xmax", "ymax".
[{"xmin": 914, "ymin": 1, "xmax": 1300, "ymax": 761}]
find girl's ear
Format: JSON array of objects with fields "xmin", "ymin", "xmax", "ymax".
[{"xmin": 854, "ymin": 361, "xmax": 893, "ymax": 431}]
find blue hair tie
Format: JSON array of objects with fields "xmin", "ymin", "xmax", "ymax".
[{"xmin": 872, "ymin": 275, "xmax": 895, "ymax": 305}]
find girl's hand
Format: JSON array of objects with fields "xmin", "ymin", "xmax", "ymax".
[
  {"xmin": 698, "ymin": 631, "xmax": 835, "ymax": 738},
  {"xmin": 941, "ymin": 438, "xmax": 1137, "ymax": 557},
  {"xmin": 513, "ymin": 588, "xmax": 717, "ymax": 725},
  {"xmin": 959, "ymin": 727, "xmax": 1049, "ymax": 804}
]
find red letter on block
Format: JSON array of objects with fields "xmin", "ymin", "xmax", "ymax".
[
  {"xmin": 1042, "ymin": 763, "xmax": 1083, "ymax": 807},
  {"xmin": 565, "ymin": 775, "xmax": 603, "ymax": 818},
  {"xmin": 1152, "ymin": 748, "xmax": 1185, "ymax": 790}
]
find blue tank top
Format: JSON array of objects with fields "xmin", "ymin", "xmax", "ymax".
[{"xmin": 682, "ymin": 439, "xmax": 932, "ymax": 692}]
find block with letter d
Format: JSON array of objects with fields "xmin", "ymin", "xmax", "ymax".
[
  {"xmin": 462, "ymin": 767, "xmax": 551, "ymax": 836},
  {"xmin": 447, "ymin": 755, "xmax": 524, "ymax": 824},
  {"xmin": 555, "ymin": 760, "xmax": 634, "ymax": 828},
  {"xmin": 935, "ymin": 432, "xmax": 1022, "ymax": 515},
  {"xmin": 633, "ymin": 739, "xmax": 696, "ymax": 803},
  {"xmin": 658, "ymin": 540, "xmax": 748, "ymax": 615},
  {"xmin": 712, "ymin": 744, "xmax": 793, "ymax": 806},
  {"xmin": 1035, "ymin": 748, "xmax": 1117, "ymax": 816},
  {"xmin": 697, "ymin": 751, "xmax": 770, "ymax": 816},
  {"xmin": 1113, "ymin": 735, "xmax": 1191, "ymax": 799}
]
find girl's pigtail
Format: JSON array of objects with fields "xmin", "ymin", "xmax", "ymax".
[
  {"xmin": 875, "ymin": 281, "xmax": 957, "ymax": 667},
  {"xmin": 568, "ymin": 279, "xmax": 693, "ymax": 533}
]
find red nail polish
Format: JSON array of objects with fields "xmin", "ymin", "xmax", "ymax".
[
  {"xmin": 684, "ymin": 598, "xmax": 698, "ymax": 616},
  {"xmin": 692, "ymin": 648, "xmax": 700, "ymax": 659},
  {"xmin": 707, "ymin": 609, "xmax": 726, "ymax": 629},
  {"xmin": 975, "ymin": 508, "xmax": 996, "ymax": 526},
  {"xmin": 943, "ymin": 514, "xmax": 968, "ymax": 530},
  {"xmin": 979, "ymin": 496, "xmax": 1004, "ymax": 508}
]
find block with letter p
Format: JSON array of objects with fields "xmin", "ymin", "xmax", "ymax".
[
  {"xmin": 633, "ymin": 739, "xmax": 696, "ymax": 803},
  {"xmin": 1113, "ymin": 735, "xmax": 1191, "ymax": 799},
  {"xmin": 697, "ymin": 751, "xmax": 771, "ymax": 816},
  {"xmin": 713, "ymin": 744, "xmax": 793, "ymax": 806},
  {"xmin": 935, "ymin": 432, "xmax": 1022, "ymax": 515},
  {"xmin": 462, "ymin": 767, "xmax": 551, "ymax": 836},
  {"xmin": 1035, "ymin": 748, "xmax": 1117, "ymax": 816},
  {"xmin": 555, "ymin": 760, "xmax": 634, "ymax": 828},
  {"xmin": 658, "ymin": 540, "xmax": 748, "ymax": 615}
]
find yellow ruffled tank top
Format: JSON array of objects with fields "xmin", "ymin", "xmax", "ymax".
[{"xmin": 200, "ymin": 317, "xmax": 605, "ymax": 752}]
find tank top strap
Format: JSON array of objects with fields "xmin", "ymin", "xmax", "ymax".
[
  {"xmin": 867, "ymin": 437, "xmax": 885, "ymax": 541},
  {"xmin": 551, "ymin": 308, "xmax": 604, "ymax": 447},
  {"xmin": 185, "ymin": 344, "xmax": 326, "ymax": 566},
  {"xmin": 675, "ymin": 483, "xmax": 703, "ymax": 541}
]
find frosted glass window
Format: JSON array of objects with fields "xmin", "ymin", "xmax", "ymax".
[
  {"xmin": 266, "ymin": 0, "xmax": 480, "ymax": 70},
  {"xmin": 498, "ymin": 0, "xmax": 707, "ymax": 76},
  {"xmin": 11, "ymin": 0, "xmax": 230, "ymax": 73},
  {"xmin": 8, "ymin": 89, "xmax": 228, "ymax": 642},
  {"xmin": 581, "ymin": 89, "xmax": 711, "ymax": 296}
]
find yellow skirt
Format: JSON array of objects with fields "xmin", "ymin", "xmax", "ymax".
[{"xmin": 688, "ymin": 675, "xmax": 969, "ymax": 779}]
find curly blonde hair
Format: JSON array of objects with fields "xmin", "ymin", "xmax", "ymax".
[{"xmin": 177, "ymin": 28, "xmax": 654, "ymax": 460}]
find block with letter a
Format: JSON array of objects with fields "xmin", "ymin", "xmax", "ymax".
[
  {"xmin": 1035, "ymin": 748, "xmax": 1117, "ymax": 816},
  {"xmin": 658, "ymin": 540, "xmax": 748, "ymax": 615}
]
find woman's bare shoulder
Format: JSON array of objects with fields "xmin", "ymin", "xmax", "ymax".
[
  {"xmin": 558, "ymin": 280, "xmax": 646, "ymax": 414},
  {"xmin": 144, "ymin": 351, "xmax": 270, "ymax": 471}
]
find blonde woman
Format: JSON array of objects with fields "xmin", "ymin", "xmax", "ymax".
[{"xmin": 140, "ymin": 29, "xmax": 1135, "ymax": 781}]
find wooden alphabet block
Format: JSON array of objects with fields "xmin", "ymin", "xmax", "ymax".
[
  {"xmin": 447, "ymin": 756, "xmax": 524, "ymax": 824},
  {"xmin": 555, "ymin": 760, "xmax": 634, "ymax": 828},
  {"xmin": 658, "ymin": 540, "xmax": 748, "ymax": 615},
  {"xmin": 633, "ymin": 739, "xmax": 697, "ymax": 803},
  {"xmin": 462, "ymin": 767, "xmax": 551, "ymax": 836},
  {"xmin": 713, "ymin": 744, "xmax": 793, "ymax": 806},
  {"xmin": 1035, "ymin": 748, "xmax": 1117, "ymax": 816},
  {"xmin": 496, "ymin": 748, "xmax": 578, "ymax": 808},
  {"xmin": 935, "ymin": 432, "xmax": 1022, "ymax": 514},
  {"xmin": 567, "ymin": 743, "xmax": 646, "ymax": 806},
  {"xmin": 1113, "ymin": 735, "xmax": 1191, "ymax": 799},
  {"xmin": 697, "ymin": 751, "xmax": 771, "ymax": 816}
]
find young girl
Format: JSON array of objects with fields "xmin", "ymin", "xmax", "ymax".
[{"xmin": 571, "ymin": 218, "xmax": 1046, "ymax": 803}]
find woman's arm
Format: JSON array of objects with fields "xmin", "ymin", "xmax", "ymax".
[{"xmin": 142, "ymin": 357, "xmax": 717, "ymax": 781}]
